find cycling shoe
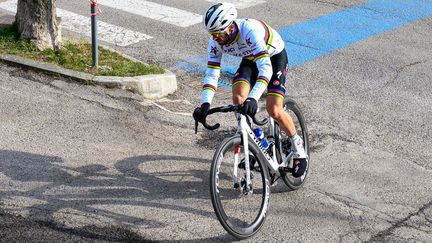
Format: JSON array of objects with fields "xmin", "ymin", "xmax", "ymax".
[{"xmin": 292, "ymin": 158, "xmax": 308, "ymax": 178}]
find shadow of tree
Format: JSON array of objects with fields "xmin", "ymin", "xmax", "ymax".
[{"xmin": 0, "ymin": 150, "xmax": 231, "ymax": 241}]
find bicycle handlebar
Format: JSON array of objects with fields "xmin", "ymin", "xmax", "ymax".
[{"xmin": 194, "ymin": 104, "xmax": 268, "ymax": 134}]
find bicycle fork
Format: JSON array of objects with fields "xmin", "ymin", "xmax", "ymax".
[
  {"xmin": 241, "ymin": 125, "xmax": 253, "ymax": 196},
  {"xmin": 232, "ymin": 145, "xmax": 240, "ymax": 189},
  {"xmin": 231, "ymin": 115, "xmax": 253, "ymax": 196}
]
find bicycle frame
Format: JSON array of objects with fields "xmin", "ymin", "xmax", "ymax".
[{"xmin": 235, "ymin": 113, "xmax": 293, "ymax": 194}]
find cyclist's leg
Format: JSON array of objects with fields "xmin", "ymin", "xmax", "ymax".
[
  {"xmin": 266, "ymin": 96, "xmax": 307, "ymax": 154},
  {"xmin": 232, "ymin": 82, "xmax": 249, "ymax": 105},
  {"xmin": 266, "ymin": 97, "xmax": 295, "ymax": 136},
  {"xmin": 266, "ymin": 49, "xmax": 308, "ymax": 177},
  {"xmin": 266, "ymin": 49, "xmax": 293, "ymax": 136},
  {"xmin": 232, "ymin": 58, "xmax": 257, "ymax": 105}
]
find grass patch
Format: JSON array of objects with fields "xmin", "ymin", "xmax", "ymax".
[{"xmin": 0, "ymin": 24, "xmax": 164, "ymax": 76}]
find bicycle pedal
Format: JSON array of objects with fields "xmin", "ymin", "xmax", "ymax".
[
  {"xmin": 280, "ymin": 167, "xmax": 293, "ymax": 173},
  {"xmin": 233, "ymin": 182, "xmax": 240, "ymax": 189}
]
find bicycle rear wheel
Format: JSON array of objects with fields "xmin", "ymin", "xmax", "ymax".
[
  {"xmin": 275, "ymin": 98, "xmax": 310, "ymax": 190},
  {"xmin": 210, "ymin": 134, "xmax": 270, "ymax": 239}
]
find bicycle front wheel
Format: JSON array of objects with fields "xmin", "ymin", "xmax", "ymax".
[{"xmin": 210, "ymin": 134, "xmax": 270, "ymax": 239}]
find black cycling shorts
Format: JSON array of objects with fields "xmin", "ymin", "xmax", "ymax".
[{"xmin": 232, "ymin": 49, "xmax": 288, "ymax": 99}]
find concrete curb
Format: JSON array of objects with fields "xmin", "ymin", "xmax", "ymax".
[{"xmin": 0, "ymin": 53, "xmax": 177, "ymax": 99}]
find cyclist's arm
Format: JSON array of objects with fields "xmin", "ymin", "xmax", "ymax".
[
  {"xmin": 202, "ymin": 39, "xmax": 223, "ymax": 105},
  {"xmin": 245, "ymin": 30, "xmax": 272, "ymax": 101}
]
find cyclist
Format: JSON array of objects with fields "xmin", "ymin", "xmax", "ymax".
[{"xmin": 193, "ymin": 2, "xmax": 308, "ymax": 177}]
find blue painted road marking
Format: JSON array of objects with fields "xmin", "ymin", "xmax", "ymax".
[
  {"xmin": 176, "ymin": 0, "xmax": 432, "ymax": 87},
  {"xmin": 281, "ymin": 0, "xmax": 432, "ymax": 67}
]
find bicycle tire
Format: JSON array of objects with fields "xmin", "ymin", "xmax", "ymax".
[
  {"xmin": 210, "ymin": 134, "xmax": 271, "ymax": 239},
  {"xmin": 275, "ymin": 98, "xmax": 310, "ymax": 190}
]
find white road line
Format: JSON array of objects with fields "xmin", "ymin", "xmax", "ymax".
[
  {"xmin": 205, "ymin": 0, "xmax": 266, "ymax": 9},
  {"xmin": 58, "ymin": 9, "xmax": 152, "ymax": 47},
  {"xmin": 0, "ymin": 0, "xmax": 152, "ymax": 47},
  {"xmin": 150, "ymin": 102, "xmax": 192, "ymax": 117},
  {"xmin": 98, "ymin": 0, "xmax": 202, "ymax": 28}
]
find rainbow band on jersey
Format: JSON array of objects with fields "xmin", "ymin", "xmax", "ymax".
[
  {"xmin": 232, "ymin": 79, "xmax": 251, "ymax": 89},
  {"xmin": 266, "ymin": 88, "xmax": 285, "ymax": 99},
  {"xmin": 257, "ymin": 20, "xmax": 274, "ymax": 50},
  {"xmin": 252, "ymin": 50, "xmax": 270, "ymax": 61},
  {"xmin": 207, "ymin": 61, "xmax": 221, "ymax": 69},
  {"xmin": 227, "ymin": 23, "xmax": 240, "ymax": 45},
  {"xmin": 256, "ymin": 75, "xmax": 269, "ymax": 86},
  {"xmin": 203, "ymin": 83, "xmax": 217, "ymax": 92}
]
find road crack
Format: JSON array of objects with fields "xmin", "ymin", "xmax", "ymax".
[
  {"xmin": 366, "ymin": 200, "xmax": 432, "ymax": 242},
  {"xmin": 386, "ymin": 60, "xmax": 428, "ymax": 87},
  {"xmin": 309, "ymin": 131, "xmax": 358, "ymax": 152},
  {"xmin": 314, "ymin": 0, "xmax": 350, "ymax": 8},
  {"xmin": 311, "ymin": 190, "xmax": 378, "ymax": 242},
  {"xmin": 284, "ymin": 40, "xmax": 324, "ymax": 52}
]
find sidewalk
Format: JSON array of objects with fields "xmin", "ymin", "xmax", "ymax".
[{"xmin": 0, "ymin": 52, "xmax": 177, "ymax": 100}]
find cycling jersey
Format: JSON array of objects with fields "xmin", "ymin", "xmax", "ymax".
[{"xmin": 202, "ymin": 18, "xmax": 285, "ymax": 104}]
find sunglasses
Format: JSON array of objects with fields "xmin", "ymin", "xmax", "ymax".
[{"xmin": 209, "ymin": 30, "xmax": 227, "ymax": 39}]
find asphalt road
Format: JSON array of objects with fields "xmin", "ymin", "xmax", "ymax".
[{"xmin": 1, "ymin": 0, "xmax": 431, "ymax": 242}]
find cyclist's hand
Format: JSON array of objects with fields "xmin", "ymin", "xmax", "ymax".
[
  {"xmin": 241, "ymin": 98, "xmax": 258, "ymax": 117},
  {"xmin": 193, "ymin": 102, "xmax": 210, "ymax": 123}
]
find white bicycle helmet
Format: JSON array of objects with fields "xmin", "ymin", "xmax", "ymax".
[{"xmin": 203, "ymin": 3, "xmax": 237, "ymax": 32}]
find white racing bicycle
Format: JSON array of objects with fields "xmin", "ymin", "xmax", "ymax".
[{"xmin": 194, "ymin": 97, "xmax": 310, "ymax": 239}]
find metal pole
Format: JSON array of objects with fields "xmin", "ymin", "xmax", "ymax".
[{"xmin": 91, "ymin": 0, "xmax": 98, "ymax": 67}]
